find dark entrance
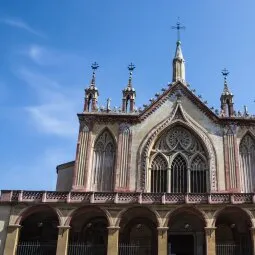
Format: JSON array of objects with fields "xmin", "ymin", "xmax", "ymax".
[{"xmin": 168, "ymin": 235, "xmax": 194, "ymax": 255}]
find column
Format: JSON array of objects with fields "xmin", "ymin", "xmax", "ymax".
[
  {"xmin": 56, "ymin": 226, "xmax": 70, "ymax": 255},
  {"xmin": 158, "ymin": 227, "xmax": 168, "ymax": 255},
  {"xmin": 187, "ymin": 167, "xmax": 191, "ymax": 193},
  {"xmin": 205, "ymin": 227, "xmax": 216, "ymax": 255},
  {"xmin": 3, "ymin": 224, "xmax": 21, "ymax": 255},
  {"xmin": 250, "ymin": 227, "xmax": 255, "ymax": 255},
  {"xmin": 167, "ymin": 168, "xmax": 171, "ymax": 193},
  {"xmin": 107, "ymin": 226, "xmax": 119, "ymax": 255}
]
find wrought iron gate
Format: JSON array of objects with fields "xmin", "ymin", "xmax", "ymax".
[
  {"xmin": 16, "ymin": 241, "xmax": 57, "ymax": 255},
  {"xmin": 216, "ymin": 244, "xmax": 251, "ymax": 255},
  {"xmin": 119, "ymin": 244, "xmax": 152, "ymax": 255},
  {"xmin": 68, "ymin": 242, "xmax": 106, "ymax": 255}
]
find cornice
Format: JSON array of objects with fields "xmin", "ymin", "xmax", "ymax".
[{"xmin": 77, "ymin": 82, "xmax": 255, "ymax": 126}]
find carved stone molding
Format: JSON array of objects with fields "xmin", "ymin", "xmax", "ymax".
[{"xmin": 139, "ymin": 110, "xmax": 217, "ymax": 191}]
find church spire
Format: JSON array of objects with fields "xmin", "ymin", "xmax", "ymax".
[
  {"xmin": 84, "ymin": 62, "xmax": 100, "ymax": 112},
  {"xmin": 122, "ymin": 63, "xmax": 136, "ymax": 113},
  {"xmin": 220, "ymin": 68, "xmax": 234, "ymax": 117},
  {"xmin": 172, "ymin": 19, "xmax": 186, "ymax": 83}
]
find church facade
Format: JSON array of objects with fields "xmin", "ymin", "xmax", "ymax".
[{"xmin": 0, "ymin": 37, "xmax": 255, "ymax": 255}]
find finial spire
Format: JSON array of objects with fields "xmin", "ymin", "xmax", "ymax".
[
  {"xmin": 221, "ymin": 68, "xmax": 231, "ymax": 95},
  {"xmin": 122, "ymin": 63, "xmax": 136, "ymax": 113},
  {"xmin": 220, "ymin": 68, "xmax": 234, "ymax": 117},
  {"xmin": 172, "ymin": 18, "xmax": 186, "ymax": 83},
  {"xmin": 172, "ymin": 17, "xmax": 185, "ymax": 42},
  {"xmin": 84, "ymin": 62, "xmax": 100, "ymax": 112},
  {"xmin": 128, "ymin": 62, "xmax": 135, "ymax": 87},
  {"xmin": 90, "ymin": 62, "xmax": 99, "ymax": 87}
]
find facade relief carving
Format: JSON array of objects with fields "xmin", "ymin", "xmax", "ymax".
[{"xmin": 139, "ymin": 106, "xmax": 217, "ymax": 192}]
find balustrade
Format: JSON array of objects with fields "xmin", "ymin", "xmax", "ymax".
[{"xmin": 1, "ymin": 190, "xmax": 255, "ymax": 205}]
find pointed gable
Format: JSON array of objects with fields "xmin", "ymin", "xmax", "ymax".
[{"xmin": 139, "ymin": 81, "xmax": 219, "ymax": 122}]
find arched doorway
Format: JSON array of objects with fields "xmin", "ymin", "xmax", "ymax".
[
  {"xmin": 119, "ymin": 208, "xmax": 157, "ymax": 255},
  {"xmin": 215, "ymin": 207, "xmax": 252, "ymax": 255},
  {"xmin": 168, "ymin": 208, "xmax": 205, "ymax": 255},
  {"xmin": 17, "ymin": 206, "xmax": 59, "ymax": 255},
  {"xmin": 69, "ymin": 207, "xmax": 108, "ymax": 255}
]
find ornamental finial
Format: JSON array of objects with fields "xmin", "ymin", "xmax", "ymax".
[
  {"xmin": 221, "ymin": 68, "xmax": 231, "ymax": 95},
  {"xmin": 128, "ymin": 62, "xmax": 135, "ymax": 87},
  {"xmin": 90, "ymin": 62, "xmax": 99, "ymax": 86},
  {"xmin": 172, "ymin": 17, "xmax": 185, "ymax": 42},
  {"xmin": 222, "ymin": 68, "xmax": 229, "ymax": 82}
]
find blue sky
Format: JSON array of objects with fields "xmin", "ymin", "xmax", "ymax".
[{"xmin": 0, "ymin": 1, "xmax": 254, "ymax": 190}]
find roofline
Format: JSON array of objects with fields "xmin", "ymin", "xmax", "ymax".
[{"xmin": 56, "ymin": 161, "xmax": 75, "ymax": 173}]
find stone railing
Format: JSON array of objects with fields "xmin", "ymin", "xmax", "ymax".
[{"xmin": 1, "ymin": 190, "xmax": 255, "ymax": 205}]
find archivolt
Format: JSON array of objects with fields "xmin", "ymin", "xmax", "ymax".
[{"xmin": 137, "ymin": 117, "xmax": 217, "ymax": 192}]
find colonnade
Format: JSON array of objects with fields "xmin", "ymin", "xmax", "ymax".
[{"xmin": 3, "ymin": 205, "xmax": 255, "ymax": 255}]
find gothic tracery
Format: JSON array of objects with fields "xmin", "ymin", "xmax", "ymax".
[
  {"xmin": 239, "ymin": 134, "xmax": 255, "ymax": 192},
  {"xmin": 92, "ymin": 130, "xmax": 116, "ymax": 191},
  {"xmin": 150, "ymin": 126, "xmax": 208, "ymax": 193}
]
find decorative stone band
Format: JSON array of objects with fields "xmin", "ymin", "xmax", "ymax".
[
  {"xmin": 57, "ymin": 226, "xmax": 71, "ymax": 229},
  {"xmin": 2, "ymin": 190, "xmax": 255, "ymax": 205},
  {"xmin": 204, "ymin": 227, "xmax": 217, "ymax": 237},
  {"xmin": 157, "ymin": 227, "xmax": 169, "ymax": 236},
  {"xmin": 7, "ymin": 224, "xmax": 22, "ymax": 229}
]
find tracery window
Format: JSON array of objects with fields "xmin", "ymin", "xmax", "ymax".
[
  {"xmin": 151, "ymin": 154, "xmax": 168, "ymax": 193},
  {"xmin": 92, "ymin": 130, "xmax": 116, "ymax": 191},
  {"xmin": 190, "ymin": 155, "xmax": 207, "ymax": 193},
  {"xmin": 149, "ymin": 126, "xmax": 208, "ymax": 193},
  {"xmin": 171, "ymin": 155, "xmax": 187, "ymax": 193},
  {"xmin": 239, "ymin": 134, "xmax": 255, "ymax": 192}
]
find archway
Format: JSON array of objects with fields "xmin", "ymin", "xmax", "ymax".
[
  {"xmin": 146, "ymin": 125, "xmax": 209, "ymax": 193},
  {"xmin": 215, "ymin": 207, "xmax": 252, "ymax": 255},
  {"xmin": 17, "ymin": 206, "xmax": 59, "ymax": 255},
  {"xmin": 168, "ymin": 208, "xmax": 206, "ymax": 255},
  {"xmin": 69, "ymin": 207, "xmax": 108, "ymax": 255},
  {"xmin": 119, "ymin": 207, "xmax": 158, "ymax": 255}
]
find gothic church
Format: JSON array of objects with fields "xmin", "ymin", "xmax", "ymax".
[{"xmin": 0, "ymin": 30, "xmax": 255, "ymax": 255}]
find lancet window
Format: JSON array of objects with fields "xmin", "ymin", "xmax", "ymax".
[
  {"xmin": 149, "ymin": 126, "xmax": 208, "ymax": 193},
  {"xmin": 190, "ymin": 155, "xmax": 207, "ymax": 193},
  {"xmin": 92, "ymin": 130, "xmax": 116, "ymax": 191},
  {"xmin": 239, "ymin": 134, "xmax": 255, "ymax": 192},
  {"xmin": 151, "ymin": 154, "xmax": 168, "ymax": 193},
  {"xmin": 171, "ymin": 154, "xmax": 187, "ymax": 193}
]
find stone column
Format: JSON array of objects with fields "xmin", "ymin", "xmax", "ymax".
[
  {"xmin": 167, "ymin": 168, "xmax": 171, "ymax": 193},
  {"xmin": 3, "ymin": 224, "xmax": 21, "ymax": 255},
  {"xmin": 56, "ymin": 226, "xmax": 70, "ymax": 255},
  {"xmin": 157, "ymin": 227, "xmax": 168, "ymax": 255},
  {"xmin": 107, "ymin": 226, "xmax": 120, "ymax": 255},
  {"xmin": 205, "ymin": 227, "xmax": 216, "ymax": 255}
]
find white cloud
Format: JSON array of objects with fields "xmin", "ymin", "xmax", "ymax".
[
  {"xmin": 27, "ymin": 45, "xmax": 57, "ymax": 65},
  {"xmin": 25, "ymin": 44, "xmax": 84, "ymax": 67},
  {"xmin": 1, "ymin": 18, "xmax": 45, "ymax": 38},
  {"xmin": 18, "ymin": 68, "xmax": 79, "ymax": 139},
  {"xmin": 26, "ymin": 103, "xmax": 77, "ymax": 137}
]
